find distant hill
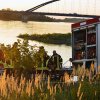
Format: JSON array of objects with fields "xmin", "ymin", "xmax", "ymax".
[
  {"xmin": 0, "ymin": 10, "xmax": 86, "ymax": 22},
  {"xmin": 0, "ymin": 10, "xmax": 56, "ymax": 22}
]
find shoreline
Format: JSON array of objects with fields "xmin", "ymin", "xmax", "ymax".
[{"xmin": 18, "ymin": 33, "xmax": 71, "ymax": 46}]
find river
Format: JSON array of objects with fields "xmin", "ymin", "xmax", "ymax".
[{"xmin": 0, "ymin": 20, "xmax": 72, "ymax": 66}]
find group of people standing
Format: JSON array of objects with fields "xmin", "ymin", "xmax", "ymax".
[{"xmin": 38, "ymin": 46, "xmax": 63, "ymax": 70}]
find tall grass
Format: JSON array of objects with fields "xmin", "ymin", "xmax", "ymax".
[{"xmin": 0, "ymin": 67, "xmax": 100, "ymax": 100}]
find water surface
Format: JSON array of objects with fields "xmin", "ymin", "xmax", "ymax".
[{"xmin": 0, "ymin": 20, "xmax": 72, "ymax": 65}]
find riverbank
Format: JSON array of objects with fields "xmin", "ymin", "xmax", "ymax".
[
  {"xmin": 18, "ymin": 33, "xmax": 71, "ymax": 46},
  {"xmin": 0, "ymin": 10, "xmax": 85, "ymax": 22},
  {"xmin": 0, "ymin": 10, "xmax": 56, "ymax": 22}
]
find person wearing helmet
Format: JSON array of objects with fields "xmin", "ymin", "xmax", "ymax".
[{"xmin": 49, "ymin": 50, "xmax": 63, "ymax": 70}]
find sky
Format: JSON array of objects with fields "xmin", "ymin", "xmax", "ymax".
[{"xmin": 0, "ymin": 0, "xmax": 100, "ymax": 15}]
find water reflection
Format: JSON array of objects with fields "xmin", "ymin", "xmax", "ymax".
[{"xmin": 0, "ymin": 20, "xmax": 72, "ymax": 64}]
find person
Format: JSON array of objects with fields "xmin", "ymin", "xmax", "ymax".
[
  {"xmin": 47, "ymin": 57, "xmax": 55, "ymax": 70},
  {"xmin": 36, "ymin": 46, "xmax": 49, "ymax": 68},
  {"xmin": 43, "ymin": 52, "xmax": 50, "ymax": 67},
  {"xmin": 48, "ymin": 50, "xmax": 63, "ymax": 70}
]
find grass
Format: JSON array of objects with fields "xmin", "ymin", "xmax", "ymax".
[
  {"xmin": 0, "ymin": 65, "xmax": 100, "ymax": 100},
  {"xmin": 18, "ymin": 33, "xmax": 71, "ymax": 46}
]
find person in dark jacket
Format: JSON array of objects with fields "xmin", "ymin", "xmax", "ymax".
[
  {"xmin": 37, "ymin": 46, "xmax": 49, "ymax": 67},
  {"xmin": 48, "ymin": 50, "xmax": 63, "ymax": 70}
]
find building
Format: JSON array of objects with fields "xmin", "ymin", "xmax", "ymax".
[{"xmin": 72, "ymin": 17, "xmax": 100, "ymax": 73}]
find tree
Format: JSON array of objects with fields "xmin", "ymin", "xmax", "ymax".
[
  {"xmin": 0, "ymin": 39, "xmax": 49, "ymax": 69},
  {"xmin": 11, "ymin": 42, "xmax": 21, "ymax": 68},
  {"xmin": 18, "ymin": 39, "xmax": 35, "ymax": 69}
]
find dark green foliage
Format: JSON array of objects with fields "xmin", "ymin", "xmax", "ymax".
[
  {"xmin": 0, "ymin": 39, "xmax": 48, "ymax": 69},
  {"xmin": 79, "ymin": 80, "xmax": 100, "ymax": 100},
  {"xmin": 18, "ymin": 33, "xmax": 71, "ymax": 46}
]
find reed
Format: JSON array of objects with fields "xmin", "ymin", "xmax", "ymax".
[{"xmin": 0, "ymin": 67, "xmax": 99, "ymax": 100}]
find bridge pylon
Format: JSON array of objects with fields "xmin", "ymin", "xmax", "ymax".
[{"xmin": 22, "ymin": 15, "xmax": 28, "ymax": 22}]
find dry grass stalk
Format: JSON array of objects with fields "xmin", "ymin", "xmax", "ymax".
[
  {"xmin": 79, "ymin": 92, "xmax": 83, "ymax": 100},
  {"xmin": 54, "ymin": 84, "xmax": 57, "ymax": 94},
  {"xmin": 34, "ymin": 74, "xmax": 40, "ymax": 89},
  {"xmin": 77, "ymin": 83, "xmax": 82, "ymax": 97},
  {"xmin": 64, "ymin": 73, "xmax": 71, "ymax": 86},
  {"xmin": 58, "ymin": 84, "xmax": 62, "ymax": 93},
  {"xmin": 95, "ymin": 91, "xmax": 97, "ymax": 96},
  {"xmin": 0, "ymin": 65, "xmax": 99, "ymax": 100},
  {"xmin": 47, "ymin": 75, "xmax": 50, "ymax": 90}
]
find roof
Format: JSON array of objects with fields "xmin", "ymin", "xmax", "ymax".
[{"xmin": 72, "ymin": 17, "xmax": 100, "ymax": 29}]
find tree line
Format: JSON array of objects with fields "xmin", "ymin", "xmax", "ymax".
[
  {"xmin": 0, "ymin": 9, "xmax": 84, "ymax": 22},
  {"xmin": 0, "ymin": 10, "xmax": 56, "ymax": 22},
  {"xmin": 18, "ymin": 33, "xmax": 71, "ymax": 46},
  {"xmin": 0, "ymin": 39, "xmax": 47, "ymax": 69}
]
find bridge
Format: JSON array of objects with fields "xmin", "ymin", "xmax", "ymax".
[
  {"xmin": 25, "ymin": 0, "xmax": 100, "ymax": 18},
  {"xmin": 0, "ymin": 0, "xmax": 99, "ymax": 22},
  {"xmin": 25, "ymin": 12, "xmax": 100, "ymax": 18},
  {"xmin": 26, "ymin": 0, "xmax": 60, "ymax": 12}
]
